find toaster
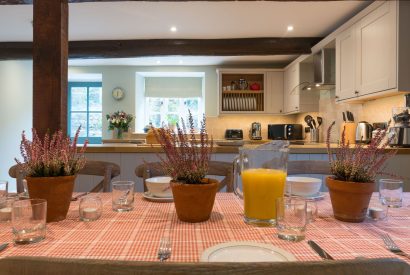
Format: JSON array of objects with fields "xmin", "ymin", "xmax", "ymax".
[{"xmin": 225, "ymin": 129, "xmax": 243, "ymax": 140}]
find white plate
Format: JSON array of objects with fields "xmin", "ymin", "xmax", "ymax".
[
  {"xmin": 143, "ymin": 192, "xmax": 173, "ymax": 202},
  {"xmin": 200, "ymin": 241, "xmax": 297, "ymax": 262}
]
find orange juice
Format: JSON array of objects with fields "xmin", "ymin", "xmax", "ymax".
[{"xmin": 242, "ymin": 168, "xmax": 286, "ymax": 221}]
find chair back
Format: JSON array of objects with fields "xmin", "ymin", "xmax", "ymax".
[
  {"xmin": 288, "ymin": 160, "xmax": 331, "ymax": 175},
  {"xmin": 135, "ymin": 161, "xmax": 234, "ymax": 192},
  {"xmin": 9, "ymin": 160, "xmax": 120, "ymax": 193}
]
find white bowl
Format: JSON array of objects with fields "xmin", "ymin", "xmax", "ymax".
[
  {"xmin": 145, "ymin": 177, "xmax": 172, "ymax": 198},
  {"xmin": 286, "ymin": 176, "xmax": 322, "ymax": 197}
]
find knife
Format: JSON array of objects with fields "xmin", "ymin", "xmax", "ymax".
[
  {"xmin": 0, "ymin": 243, "xmax": 8, "ymax": 253},
  {"xmin": 342, "ymin": 112, "xmax": 346, "ymax": 122},
  {"xmin": 308, "ymin": 240, "xmax": 334, "ymax": 260}
]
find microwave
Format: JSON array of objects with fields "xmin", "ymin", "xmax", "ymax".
[{"xmin": 268, "ymin": 124, "xmax": 303, "ymax": 140}]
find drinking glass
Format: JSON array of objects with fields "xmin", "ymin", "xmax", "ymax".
[
  {"xmin": 0, "ymin": 180, "xmax": 8, "ymax": 198},
  {"xmin": 234, "ymin": 141, "xmax": 289, "ymax": 226},
  {"xmin": 276, "ymin": 197, "xmax": 307, "ymax": 242},
  {"xmin": 379, "ymin": 179, "xmax": 403, "ymax": 208},
  {"xmin": 12, "ymin": 199, "xmax": 47, "ymax": 244},
  {"xmin": 0, "ymin": 197, "xmax": 17, "ymax": 222},
  {"xmin": 112, "ymin": 181, "xmax": 135, "ymax": 212},
  {"xmin": 79, "ymin": 195, "xmax": 102, "ymax": 221}
]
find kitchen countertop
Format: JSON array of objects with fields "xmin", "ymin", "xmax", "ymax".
[{"xmin": 83, "ymin": 141, "xmax": 410, "ymax": 154}]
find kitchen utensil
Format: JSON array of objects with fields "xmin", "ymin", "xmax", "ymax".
[
  {"xmin": 304, "ymin": 115, "xmax": 314, "ymax": 129},
  {"xmin": 71, "ymin": 192, "xmax": 90, "ymax": 201},
  {"xmin": 355, "ymin": 121, "xmax": 373, "ymax": 143},
  {"xmin": 381, "ymin": 234, "xmax": 410, "ymax": 259},
  {"xmin": 342, "ymin": 112, "xmax": 346, "ymax": 122},
  {"xmin": 0, "ymin": 243, "xmax": 8, "ymax": 253},
  {"xmin": 158, "ymin": 237, "xmax": 172, "ymax": 262},
  {"xmin": 308, "ymin": 240, "xmax": 334, "ymax": 260},
  {"xmin": 317, "ymin": 117, "xmax": 323, "ymax": 128},
  {"xmin": 311, "ymin": 119, "xmax": 317, "ymax": 129},
  {"xmin": 346, "ymin": 111, "xmax": 354, "ymax": 122}
]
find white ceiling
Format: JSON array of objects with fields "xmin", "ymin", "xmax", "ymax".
[{"xmin": 0, "ymin": 1, "xmax": 371, "ymax": 66}]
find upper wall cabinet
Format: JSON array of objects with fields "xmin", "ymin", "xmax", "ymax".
[
  {"xmin": 336, "ymin": 1, "xmax": 410, "ymax": 102},
  {"xmin": 217, "ymin": 69, "xmax": 283, "ymax": 115},
  {"xmin": 283, "ymin": 62, "xmax": 319, "ymax": 114}
]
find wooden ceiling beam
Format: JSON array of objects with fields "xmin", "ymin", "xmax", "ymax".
[
  {"xmin": 0, "ymin": 37, "xmax": 322, "ymax": 60},
  {"xmin": 0, "ymin": 0, "xmax": 360, "ymax": 4}
]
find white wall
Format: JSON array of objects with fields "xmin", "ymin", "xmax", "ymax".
[
  {"xmin": 0, "ymin": 61, "xmax": 33, "ymax": 191},
  {"xmin": 68, "ymin": 65, "xmax": 218, "ymax": 138}
]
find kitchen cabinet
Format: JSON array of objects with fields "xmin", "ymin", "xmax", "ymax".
[
  {"xmin": 217, "ymin": 69, "xmax": 284, "ymax": 115},
  {"xmin": 335, "ymin": 1, "xmax": 410, "ymax": 102},
  {"xmin": 265, "ymin": 71, "xmax": 284, "ymax": 114},
  {"xmin": 283, "ymin": 62, "xmax": 319, "ymax": 114},
  {"xmin": 335, "ymin": 26, "xmax": 356, "ymax": 101}
]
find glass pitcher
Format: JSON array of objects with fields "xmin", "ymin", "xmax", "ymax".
[{"xmin": 234, "ymin": 141, "xmax": 289, "ymax": 227}]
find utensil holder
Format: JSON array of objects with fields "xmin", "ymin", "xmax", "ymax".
[{"xmin": 310, "ymin": 128, "xmax": 319, "ymax": 143}]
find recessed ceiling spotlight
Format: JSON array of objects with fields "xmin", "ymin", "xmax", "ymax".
[
  {"xmin": 170, "ymin": 26, "xmax": 177, "ymax": 32},
  {"xmin": 156, "ymin": 60, "xmax": 161, "ymax": 64},
  {"xmin": 307, "ymin": 87, "xmax": 312, "ymax": 90},
  {"xmin": 315, "ymin": 84, "xmax": 321, "ymax": 87},
  {"xmin": 287, "ymin": 25, "xmax": 294, "ymax": 32}
]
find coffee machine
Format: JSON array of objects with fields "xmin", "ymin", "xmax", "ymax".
[
  {"xmin": 250, "ymin": 122, "xmax": 262, "ymax": 140},
  {"xmin": 389, "ymin": 94, "xmax": 410, "ymax": 147}
]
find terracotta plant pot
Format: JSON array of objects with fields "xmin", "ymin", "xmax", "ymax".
[
  {"xmin": 26, "ymin": 175, "xmax": 76, "ymax": 223},
  {"xmin": 326, "ymin": 176, "xmax": 375, "ymax": 223},
  {"xmin": 171, "ymin": 178, "xmax": 218, "ymax": 223}
]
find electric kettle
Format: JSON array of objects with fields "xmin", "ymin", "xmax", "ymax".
[{"xmin": 355, "ymin": 121, "xmax": 373, "ymax": 144}]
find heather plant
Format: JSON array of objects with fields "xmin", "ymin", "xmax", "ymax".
[
  {"xmin": 153, "ymin": 111, "xmax": 213, "ymax": 184},
  {"xmin": 326, "ymin": 121, "xmax": 397, "ymax": 183},
  {"xmin": 15, "ymin": 127, "xmax": 88, "ymax": 177}
]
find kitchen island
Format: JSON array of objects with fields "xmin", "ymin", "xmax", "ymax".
[{"xmin": 77, "ymin": 142, "xmax": 410, "ymax": 193}]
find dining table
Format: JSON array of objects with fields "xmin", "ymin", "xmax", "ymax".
[{"xmin": 0, "ymin": 192, "xmax": 409, "ymax": 264}]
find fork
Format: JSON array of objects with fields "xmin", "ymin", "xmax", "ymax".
[
  {"xmin": 381, "ymin": 234, "xmax": 410, "ymax": 259},
  {"xmin": 158, "ymin": 237, "xmax": 172, "ymax": 262}
]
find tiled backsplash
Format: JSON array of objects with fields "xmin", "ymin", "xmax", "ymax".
[{"xmin": 133, "ymin": 92, "xmax": 405, "ymax": 143}]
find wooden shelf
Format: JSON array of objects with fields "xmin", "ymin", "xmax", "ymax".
[{"xmin": 222, "ymin": 90, "xmax": 263, "ymax": 94}]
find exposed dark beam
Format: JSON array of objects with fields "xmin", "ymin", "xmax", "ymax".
[
  {"xmin": 33, "ymin": 0, "xmax": 68, "ymax": 136},
  {"xmin": 0, "ymin": 0, "xmax": 363, "ymax": 4},
  {"xmin": 0, "ymin": 37, "xmax": 322, "ymax": 60}
]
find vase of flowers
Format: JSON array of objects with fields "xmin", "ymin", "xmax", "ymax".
[
  {"xmin": 153, "ymin": 111, "xmax": 217, "ymax": 223},
  {"xmin": 106, "ymin": 111, "xmax": 134, "ymax": 139},
  {"xmin": 15, "ymin": 127, "xmax": 88, "ymax": 222},
  {"xmin": 325, "ymin": 121, "xmax": 397, "ymax": 222}
]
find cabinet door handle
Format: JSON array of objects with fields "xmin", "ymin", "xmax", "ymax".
[
  {"xmin": 280, "ymin": 109, "xmax": 282, "ymax": 113},
  {"xmin": 335, "ymin": 95, "xmax": 339, "ymax": 99},
  {"xmin": 295, "ymin": 106, "xmax": 298, "ymax": 109},
  {"xmin": 355, "ymin": 90, "xmax": 359, "ymax": 94}
]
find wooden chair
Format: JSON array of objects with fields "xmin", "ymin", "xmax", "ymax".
[
  {"xmin": 135, "ymin": 161, "xmax": 234, "ymax": 192},
  {"xmin": 287, "ymin": 160, "xmax": 331, "ymax": 175},
  {"xmin": 9, "ymin": 160, "xmax": 121, "ymax": 193},
  {"xmin": 0, "ymin": 257, "xmax": 408, "ymax": 275}
]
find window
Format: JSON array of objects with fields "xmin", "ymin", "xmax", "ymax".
[
  {"xmin": 68, "ymin": 82, "xmax": 102, "ymax": 144},
  {"xmin": 146, "ymin": 97, "xmax": 202, "ymax": 128}
]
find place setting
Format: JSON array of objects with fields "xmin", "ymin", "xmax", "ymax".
[{"xmin": 143, "ymin": 177, "xmax": 174, "ymax": 202}]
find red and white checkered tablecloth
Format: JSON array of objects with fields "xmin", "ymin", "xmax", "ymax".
[{"xmin": 0, "ymin": 193, "xmax": 409, "ymax": 262}]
